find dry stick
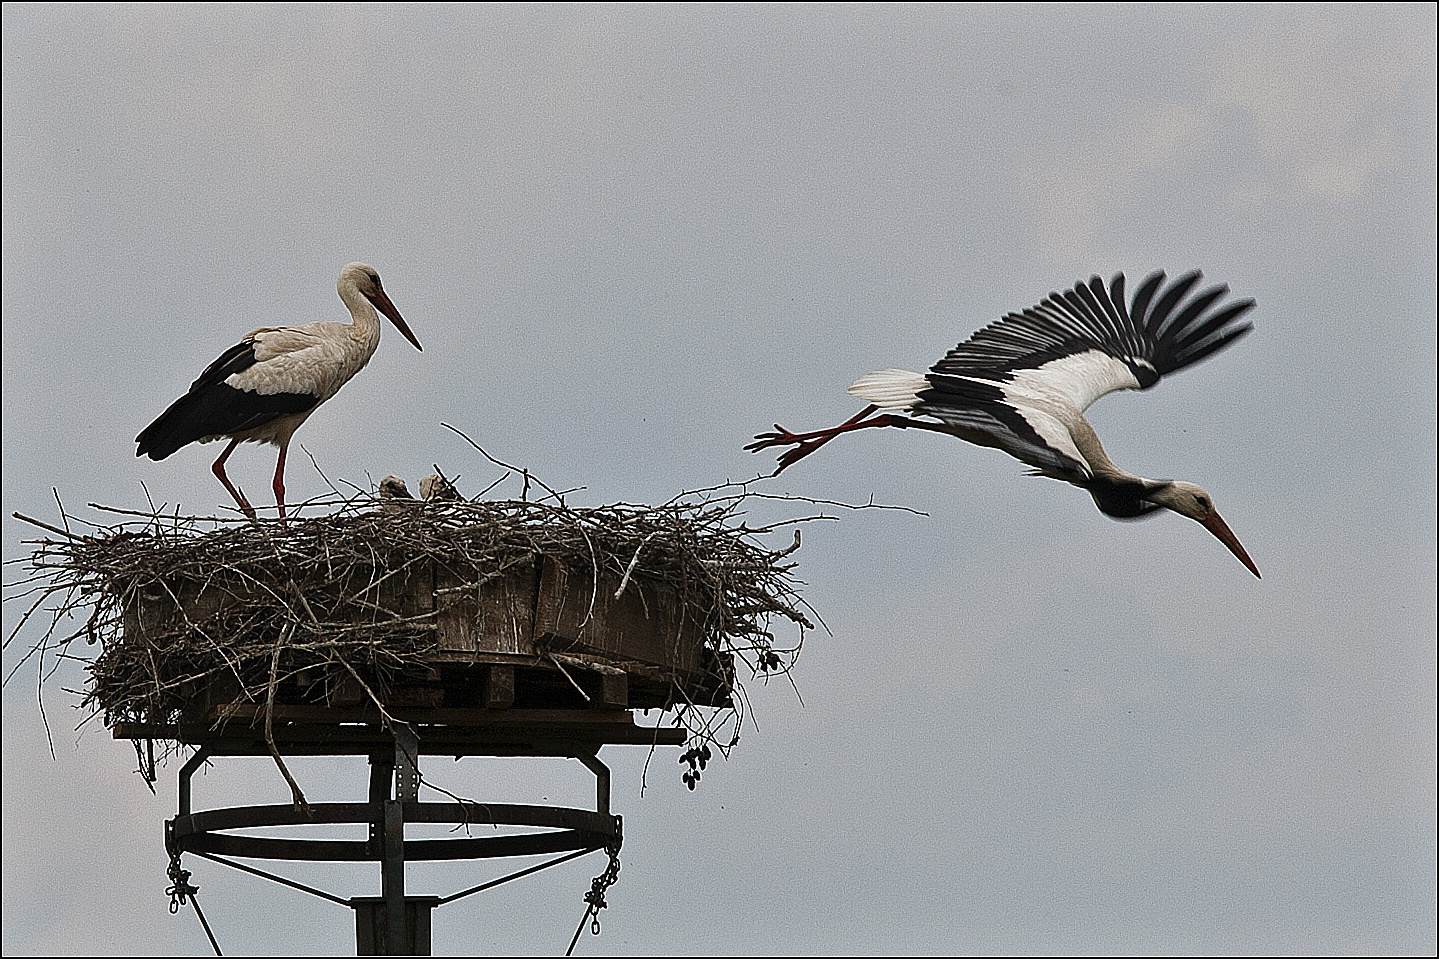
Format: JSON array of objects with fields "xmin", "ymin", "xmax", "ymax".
[
  {"xmin": 51, "ymin": 488, "xmax": 73, "ymax": 539},
  {"xmin": 265, "ymin": 623, "xmax": 310, "ymax": 814},
  {"xmin": 474, "ymin": 472, "xmax": 510, "ymax": 499},
  {"xmin": 300, "ymin": 443, "xmax": 344, "ymax": 499},
  {"xmin": 440, "ymin": 423, "xmax": 568, "ymax": 504},
  {"xmin": 85, "ymin": 502, "xmax": 254, "ymax": 524},
  {"xmin": 330, "ymin": 649, "xmax": 410, "ymax": 732},
  {"xmin": 11, "ymin": 512, "xmax": 86, "ymax": 542},
  {"xmin": 613, "ymin": 532, "xmax": 658, "ymax": 599},
  {"xmin": 575, "ymin": 522, "xmax": 600, "ymax": 628},
  {"xmin": 544, "ymin": 653, "xmax": 592, "ymax": 702},
  {"xmin": 145, "ymin": 645, "xmax": 165, "ymax": 712}
]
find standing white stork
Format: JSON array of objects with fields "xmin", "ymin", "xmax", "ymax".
[
  {"xmin": 136, "ymin": 262, "xmax": 422, "ymax": 522},
  {"xmin": 747, "ymin": 270, "xmax": 1261, "ymax": 577}
]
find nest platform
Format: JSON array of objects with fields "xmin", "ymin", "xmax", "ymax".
[{"xmin": 19, "ymin": 489, "xmax": 812, "ymax": 755}]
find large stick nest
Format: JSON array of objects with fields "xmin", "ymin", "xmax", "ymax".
[{"xmin": 6, "ymin": 471, "xmax": 831, "ymax": 768}]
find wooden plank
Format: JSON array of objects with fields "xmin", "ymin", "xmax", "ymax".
[
  {"xmin": 434, "ymin": 556, "xmax": 538, "ymax": 654},
  {"xmin": 484, "ymin": 664, "xmax": 515, "ymax": 709},
  {"xmin": 534, "ymin": 558, "xmax": 705, "ymax": 671},
  {"xmin": 112, "ymin": 715, "xmax": 688, "ymax": 750},
  {"xmin": 599, "ymin": 671, "xmax": 628, "ymax": 709},
  {"xmin": 201, "ymin": 704, "xmax": 657, "ymax": 728}
]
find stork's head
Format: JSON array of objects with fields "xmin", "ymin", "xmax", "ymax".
[
  {"xmin": 338, "ymin": 262, "xmax": 423, "ymax": 351},
  {"xmin": 1149, "ymin": 481, "xmax": 1261, "ymax": 578}
]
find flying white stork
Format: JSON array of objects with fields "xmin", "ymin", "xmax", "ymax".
[
  {"xmin": 747, "ymin": 270, "xmax": 1261, "ymax": 577},
  {"xmin": 136, "ymin": 262, "xmax": 422, "ymax": 522}
]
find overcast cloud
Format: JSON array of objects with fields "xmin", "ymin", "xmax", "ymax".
[{"xmin": 4, "ymin": 4, "xmax": 1435, "ymax": 956}]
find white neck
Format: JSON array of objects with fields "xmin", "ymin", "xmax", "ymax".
[{"xmin": 338, "ymin": 281, "xmax": 382, "ymax": 352}]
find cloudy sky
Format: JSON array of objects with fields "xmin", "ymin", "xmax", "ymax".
[{"xmin": 3, "ymin": 4, "xmax": 1435, "ymax": 956}]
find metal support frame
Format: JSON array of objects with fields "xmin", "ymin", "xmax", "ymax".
[{"xmin": 164, "ymin": 725, "xmax": 626, "ymax": 955}]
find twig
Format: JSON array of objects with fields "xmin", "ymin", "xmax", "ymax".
[
  {"xmin": 544, "ymin": 653, "xmax": 592, "ymax": 702},
  {"xmin": 301, "ymin": 443, "xmax": 342, "ymax": 499},
  {"xmin": 614, "ymin": 532, "xmax": 659, "ymax": 599},
  {"xmin": 11, "ymin": 512, "xmax": 85, "ymax": 542},
  {"xmin": 441, "ymin": 423, "xmax": 567, "ymax": 504},
  {"xmin": 265, "ymin": 624, "xmax": 310, "ymax": 814}
]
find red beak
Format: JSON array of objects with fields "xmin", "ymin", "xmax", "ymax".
[
  {"xmin": 369, "ymin": 288, "xmax": 423, "ymax": 351},
  {"xmin": 1201, "ymin": 511, "xmax": 1261, "ymax": 578}
]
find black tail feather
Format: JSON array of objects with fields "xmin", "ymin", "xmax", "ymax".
[{"xmin": 136, "ymin": 383, "xmax": 316, "ymax": 460}]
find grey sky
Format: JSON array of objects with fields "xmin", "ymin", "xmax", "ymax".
[{"xmin": 4, "ymin": 4, "xmax": 1435, "ymax": 955}]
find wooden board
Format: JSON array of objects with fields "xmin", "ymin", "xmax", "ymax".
[
  {"xmin": 119, "ymin": 552, "xmax": 729, "ymax": 715},
  {"xmin": 434, "ymin": 554, "xmax": 538, "ymax": 654},
  {"xmin": 533, "ymin": 559, "xmax": 705, "ymax": 672}
]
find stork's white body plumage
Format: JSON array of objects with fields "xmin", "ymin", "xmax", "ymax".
[
  {"xmin": 136, "ymin": 262, "xmax": 422, "ymax": 521},
  {"xmin": 749, "ymin": 270, "xmax": 1261, "ymax": 577}
]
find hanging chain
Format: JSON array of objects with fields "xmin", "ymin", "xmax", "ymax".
[
  {"xmin": 566, "ymin": 835, "xmax": 622, "ymax": 956},
  {"xmin": 166, "ymin": 850, "xmax": 199, "ymax": 914},
  {"xmin": 585, "ymin": 839, "xmax": 622, "ymax": 933},
  {"xmin": 165, "ymin": 849, "xmax": 223, "ymax": 955}
]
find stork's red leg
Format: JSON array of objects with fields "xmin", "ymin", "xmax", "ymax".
[
  {"xmin": 746, "ymin": 405, "xmax": 882, "ymax": 452},
  {"xmin": 211, "ymin": 438, "xmax": 256, "ymax": 519},
  {"xmin": 746, "ymin": 405, "xmax": 908, "ymax": 474},
  {"xmin": 272, "ymin": 444, "xmax": 289, "ymax": 525}
]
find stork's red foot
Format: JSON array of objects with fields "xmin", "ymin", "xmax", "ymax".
[
  {"xmin": 745, "ymin": 424, "xmax": 834, "ymax": 475},
  {"xmin": 748, "ymin": 405, "xmax": 888, "ymax": 474},
  {"xmin": 744, "ymin": 424, "xmax": 807, "ymax": 453}
]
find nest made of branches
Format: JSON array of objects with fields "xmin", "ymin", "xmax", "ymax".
[{"xmin": 6, "ymin": 472, "xmax": 836, "ymax": 762}]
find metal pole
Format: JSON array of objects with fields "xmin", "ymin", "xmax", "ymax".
[
  {"xmin": 177, "ymin": 745, "xmax": 212, "ymax": 818},
  {"xmin": 382, "ymin": 798, "xmax": 405, "ymax": 953},
  {"xmin": 365, "ymin": 745, "xmax": 411, "ymax": 955},
  {"xmin": 576, "ymin": 752, "xmax": 610, "ymax": 818},
  {"xmin": 387, "ymin": 725, "xmax": 420, "ymax": 954}
]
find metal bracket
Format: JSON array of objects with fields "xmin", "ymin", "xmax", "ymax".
[{"xmin": 394, "ymin": 724, "xmax": 420, "ymax": 802}]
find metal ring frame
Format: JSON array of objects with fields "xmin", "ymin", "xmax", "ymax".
[{"xmin": 167, "ymin": 746, "xmax": 622, "ymax": 863}]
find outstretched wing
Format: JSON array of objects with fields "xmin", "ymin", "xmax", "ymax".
[
  {"xmin": 925, "ymin": 270, "xmax": 1255, "ymax": 412},
  {"xmin": 846, "ymin": 270, "xmax": 1255, "ymax": 482}
]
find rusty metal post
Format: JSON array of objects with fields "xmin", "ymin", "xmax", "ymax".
[
  {"xmin": 576, "ymin": 752, "xmax": 610, "ymax": 818},
  {"xmin": 364, "ymin": 743, "xmax": 412, "ymax": 955}
]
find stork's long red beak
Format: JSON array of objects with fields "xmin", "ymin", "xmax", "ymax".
[
  {"xmin": 1201, "ymin": 511, "xmax": 1261, "ymax": 578},
  {"xmin": 369, "ymin": 288, "xmax": 423, "ymax": 351}
]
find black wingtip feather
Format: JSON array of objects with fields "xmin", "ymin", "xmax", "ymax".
[
  {"xmin": 1128, "ymin": 271, "xmax": 1166, "ymax": 333},
  {"xmin": 1108, "ymin": 272, "xmax": 1128, "ymax": 322},
  {"xmin": 925, "ymin": 267, "xmax": 1253, "ymax": 384},
  {"xmin": 1143, "ymin": 270, "xmax": 1204, "ymax": 341},
  {"xmin": 1170, "ymin": 322, "xmax": 1255, "ymax": 370}
]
